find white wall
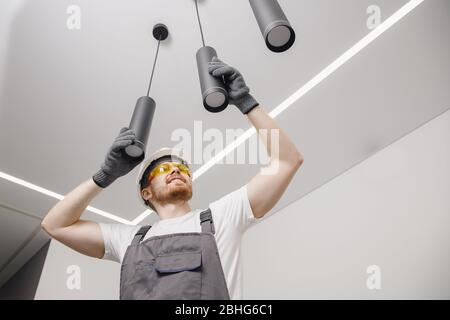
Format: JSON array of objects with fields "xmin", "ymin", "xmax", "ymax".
[
  {"xmin": 34, "ymin": 240, "xmax": 120, "ymax": 300},
  {"xmin": 35, "ymin": 110, "xmax": 450, "ymax": 299},
  {"xmin": 0, "ymin": 0, "xmax": 25, "ymax": 92},
  {"xmin": 243, "ymin": 110, "xmax": 450, "ymax": 299}
]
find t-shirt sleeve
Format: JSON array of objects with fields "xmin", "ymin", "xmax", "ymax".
[
  {"xmin": 209, "ymin": 184, "xmax": 261, "ymax": 233},
  {"xmin": 98, "ymin": 222, "xmax": 140, "ymax": 263}
]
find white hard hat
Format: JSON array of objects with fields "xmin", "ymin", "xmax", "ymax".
[{"xmin": 136, "ymin": 147, "xmax": 189, "ymax": 208}]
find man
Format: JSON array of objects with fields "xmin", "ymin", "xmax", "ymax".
[{"xmin": 41, "ymin": 57, "xmax": 304, "ymax": 299}]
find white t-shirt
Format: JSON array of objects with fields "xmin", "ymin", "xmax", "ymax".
[{"xmin": 98, "ymin": 184, "xmax": 262, "ymax": 300}]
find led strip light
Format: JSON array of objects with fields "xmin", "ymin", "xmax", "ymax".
[{"xmin": 0, "ymin": 171, "xmax": 131, "ymax": 225}]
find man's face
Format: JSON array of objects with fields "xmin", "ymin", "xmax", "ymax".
[{"xmin": 141, "ymin": 162, "xmax": 193, "ymax": 207}]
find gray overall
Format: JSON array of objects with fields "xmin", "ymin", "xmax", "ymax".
[{"xmin": 120, "ymin": 208, "xmax": 231, "ymax": 300}]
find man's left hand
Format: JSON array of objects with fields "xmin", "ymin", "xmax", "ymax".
[{"xmin": 208, "ymin": 57, "xmax": 259, "ymax": 115}]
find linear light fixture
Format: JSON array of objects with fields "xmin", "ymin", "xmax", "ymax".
[
  {"xmin": 1, "ymin": 0, "xmax": 425, "ymax": 226},
  {"xmin": 0, "ymin": 171, "xmax": 132, "ymax": 225}
]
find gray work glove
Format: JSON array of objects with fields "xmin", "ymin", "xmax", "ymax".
[
  {"xmin": 92, "ymin": 127, "xmax": 144, "ymax": 188},
  {"xmin": 208, "ymin": 57, "xmax": 259, "ymax": 115}
]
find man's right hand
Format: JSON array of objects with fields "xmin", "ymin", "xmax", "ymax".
[{"xmin": 92, "ymin": 127, "xmax": 144, "ymax": 188}]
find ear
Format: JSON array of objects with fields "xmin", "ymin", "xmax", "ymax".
[{"xmin": 141, "ymin": 188, "xmax": 153, "ymax": 202}]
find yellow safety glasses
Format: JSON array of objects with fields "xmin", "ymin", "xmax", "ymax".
[{"xmin": 148, "ymin": 162, "xmax": 191, "ymax": 182}]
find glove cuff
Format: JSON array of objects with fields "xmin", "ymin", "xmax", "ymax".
[
  {"xmin": 92, "ymin": 169, "xmax": 117, "ymax": 188},
  {"xmin": 234, "ymin": 94, "xmax": 259, "ymax": 115}
]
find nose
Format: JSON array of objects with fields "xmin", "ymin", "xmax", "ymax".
[{"xmin": 170, "ymin": 166, "xmax": 181, "ymax": 175}]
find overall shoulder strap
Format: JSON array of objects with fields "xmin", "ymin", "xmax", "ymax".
[
  {"xmin": 200, "ymin": 208, "xmax": 215, "ymax": 235},
  {"xmin": 131, "ymin": 225, "xmax": 152, "ymax": 245}
]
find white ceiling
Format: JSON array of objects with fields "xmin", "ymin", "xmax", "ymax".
[{"xmin": 1, "ymin": 0, "xmax": 449, "ymax": 287}]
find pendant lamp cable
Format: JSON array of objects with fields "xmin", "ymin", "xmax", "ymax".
[
  {"xmin": 195, "ymin": 0, "xmax": 206, "ymax": 47},
  {"xmin": 146, "ymin": 34, "xmax": 161, "ymax": 97}
]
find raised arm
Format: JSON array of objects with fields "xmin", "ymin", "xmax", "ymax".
[
  {"xmin": 41, "ymin": 179, "xmax": 105, "ymax": 258},
  {"xmin": 245, "ymin": 106, "xmax": 303, "ymax": 218},
  {"xmin": 208, "ymin": 57, "xmax": 304, "ymax": 219},
  {"xmin": 41, "ymin": 127, "xmax": 144, "ymax": 258}
]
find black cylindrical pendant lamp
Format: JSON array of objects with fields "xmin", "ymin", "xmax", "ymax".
[
  {"xmin": 196, "ymin": 46, "xmax": 228, "ymax": 113},
  {"xmin": 125, "ymin": 96, "xmax": 156, "ymax": 157},
  {"xmin": 249, "ymin": 0, "xmax": 296, "ymax": 53},
  {"xmin": 194, "ymin": 0, "xmax": 229, "ymax": 113},
  {"xmin": 123, "ymin": 23, "xmax": 168, "ymax": 158}
]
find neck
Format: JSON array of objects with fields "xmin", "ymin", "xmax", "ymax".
[{"xmin": 154, "ymin": 201, "xmax": 192, "ymax": 220}]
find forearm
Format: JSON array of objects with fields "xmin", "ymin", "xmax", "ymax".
[
  {"xmin": 246, "ymin": 105, "xmax": 303, "ymax": 166},
  {"xmin": 41, "ymin": 178, "xmax": 103, "ymax": 233}
]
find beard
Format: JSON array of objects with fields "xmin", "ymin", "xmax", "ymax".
[{"xmin": 150, "ymin": 180, "xmax": 193, "ymax": 206}]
